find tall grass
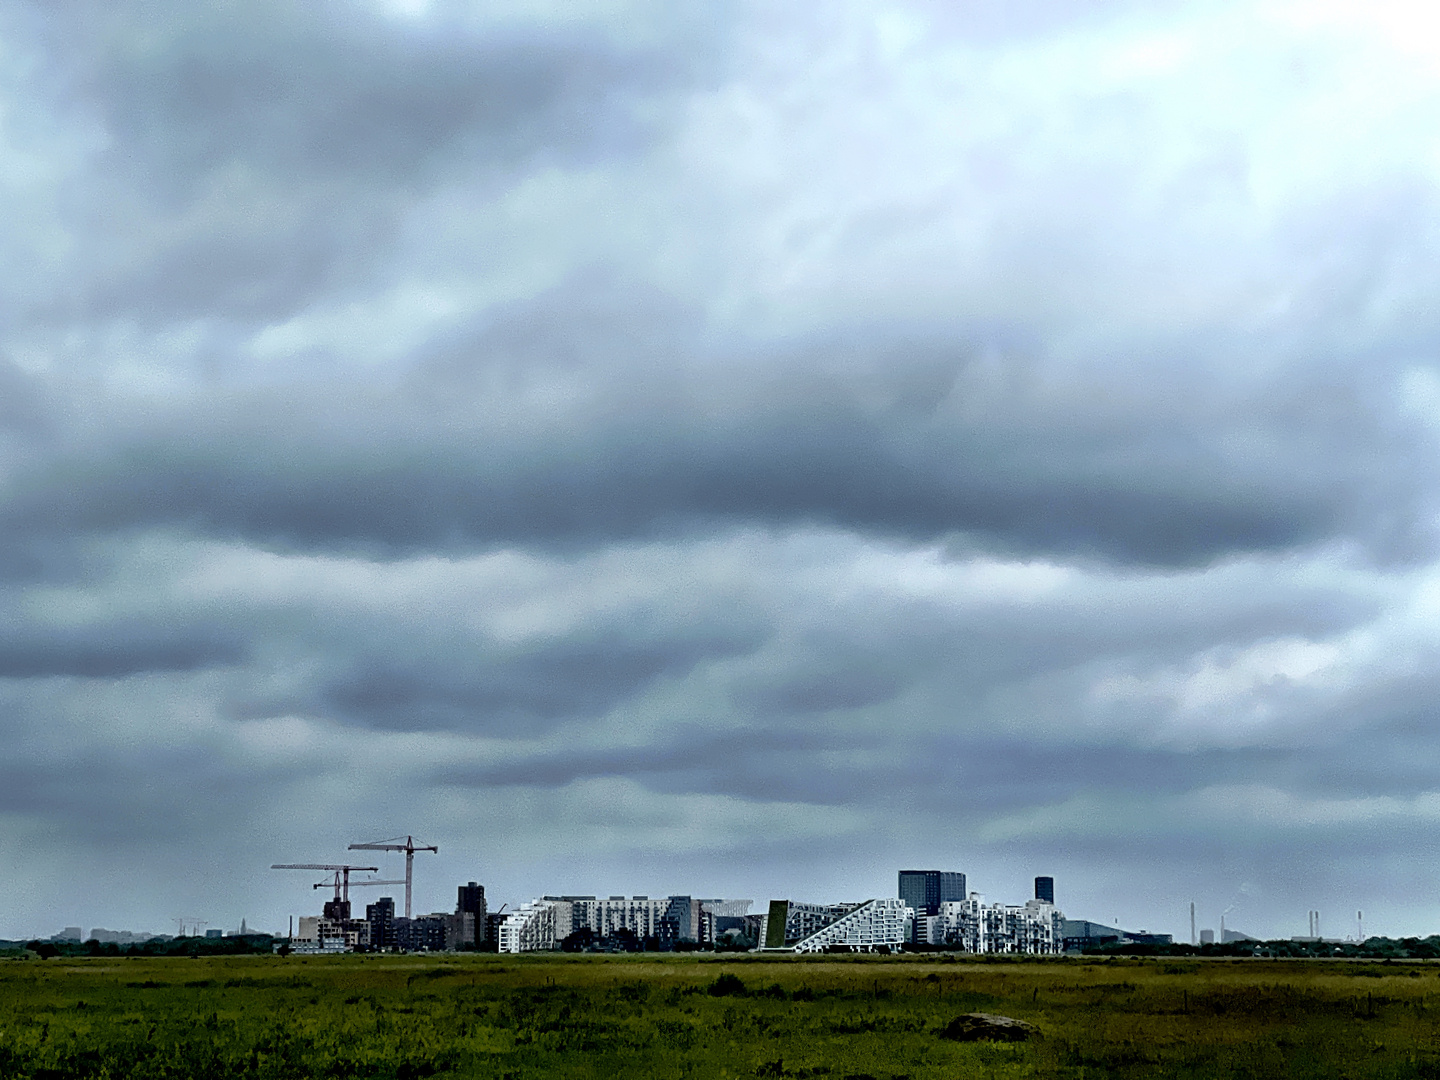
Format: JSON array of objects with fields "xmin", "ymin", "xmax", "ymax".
[{"xmin": 2, "ymin": 952, "xmax": 1439, "ymax": 1078}]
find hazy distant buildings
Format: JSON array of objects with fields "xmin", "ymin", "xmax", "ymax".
[
  {"xmin": 1057, "ymin": 918, "xmax": 1170, "ymax": 951},
  {"xmin": 88, "ymin": 928, "xmax": 155, "ymax": 945}
]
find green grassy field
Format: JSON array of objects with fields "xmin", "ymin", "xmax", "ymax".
[{"xmin": 3, "ymin": 952, "xmax": 1440, "ymax": 1079}]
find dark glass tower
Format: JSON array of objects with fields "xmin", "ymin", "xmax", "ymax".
[
  {"xmin": 366, "ymin": 896, "xmax": 396, "ymax": 950},
  {"xmin": 898, "ymin": 870, "xmax": 967, "ymax": 915},
  {"xmin": 457, "ymin": 882, "xmax": 487, "ymax": 947},
  {"xmin": 1034, "ymin": 876, "xmax": 1054, "ymax": 904}
]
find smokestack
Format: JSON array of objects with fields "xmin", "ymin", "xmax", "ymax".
[{"xmin": 1190, "ymin": 901, "xmax": 1196, "ymax": 945}]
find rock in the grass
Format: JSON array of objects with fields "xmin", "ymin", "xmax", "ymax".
[{"xmin": 939, "ymin": 1013, "xmax": 1039, "ymax": 1042}]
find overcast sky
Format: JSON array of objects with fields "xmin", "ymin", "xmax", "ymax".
[{"xmin": 5, "ymin": 0, "xmax": 1440, "ymax": 943}]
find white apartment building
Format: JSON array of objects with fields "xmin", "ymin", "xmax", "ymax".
[
  {"xmin": 567, "ymin": 896, "xmax": 673, "ymax": 939},
  {"xmin": 497, "ymin": 900, "xmax": 568, "ymax": 953},
  {"xmin": 936, "ymin": 894, "xmax": 1063, "ymax": 954},
  {"xmin": 791, "ymin": 898, "xmax": 911, "ymax": 953},
  {"xmin": 498, "ymin": 895, "xmax": 742, "ymax": 952},
  {"xmin": 759, "ymin": 900, "xmax": 864, "ymax": 949}
]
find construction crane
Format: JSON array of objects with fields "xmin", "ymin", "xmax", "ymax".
[
  {"xmin": 271, "ymin": 864, "xmax": 378, "ymax": 905},
  {"xmin": 348, "ymin": 836, "xmax": 437, "ymax": 919},
  {"xmin": 312, "ymin": 872, "xmax": 407, "ymax": 902},
  {"xmin": 173, "ymin": 918, "xmax": 209, "ymax": 938}
]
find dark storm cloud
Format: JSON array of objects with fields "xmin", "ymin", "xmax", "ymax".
[
  {"xmin": 87, "ymin": 9, "xmax": 656, "ymax": 184},
  {"xmin": 726, "ymin": 562, "xmax": 1377, "ymax": 725},
  {"xmin": 433, "ymin": 722, "xmax": 861, "ymax": 794},
  {"xmin": 0, "ymin": 619, "xmax": 245, "ymax": 678},
  {"xmin": 1278, "ymin": 731, "xmax": 1440, "ymax": 802},
  {"xmin": 15, "ymin": 0, "xmax": 701, "ymax": 325},
  {"xmin": 0, "ymin": 432, "xmax": 1307, "ymax": 581},
  {"xmin": 738, "ymin": 665, "xmax": 904, "ymax": 714},
  {"xmin": 0, "ymin": 744, "xmax": 314, "ymax": 843},
  {"xmin": 0, "ymin": 360, "xmax": 52, "ymax": 436},
  {"xmin": 431, "ymin": 721, "xmax": 1289, "ymax": 816},
  {"xmin": 904, "ymin": 738, "xmax": 1285, "ymax": 814},
  {"xmin": 1, "ymin": 298, "xmax": 1417, "ymax": 569},
  {"xmin": 317, "ymin": 623, "xmax": 760, "ymax": 733}
]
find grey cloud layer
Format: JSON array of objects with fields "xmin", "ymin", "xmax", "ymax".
[
  {"xmin": 0, "ymin": 618, "xmax": 243, "ymax": 678},
  {"xmin": 9, "ymin": 0, "xmax": 702, "ymax": 327},
  {"xmin": 4, "ymin": 0, "xmax": 1440, "ymax": 940},
  {"xmin": 2, "ymin": 304, "xmax": 1426, "ymax": 568},
  {"xmin": 317, "ymin": 622, "xmax": 761, "ymax": 733}
]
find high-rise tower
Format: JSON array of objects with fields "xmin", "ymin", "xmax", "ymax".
[
  {"xmin": 457, "ymin": 882, "xmax": 487, "ymax": 948},
  {"xmin": 898, "ymin": 870, "xmax": 966, "ymax": 916}
]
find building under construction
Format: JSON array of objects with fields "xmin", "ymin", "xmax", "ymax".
[{"xmin": 273, "ymin": 838, "xmax": 487, "ymax": 953}]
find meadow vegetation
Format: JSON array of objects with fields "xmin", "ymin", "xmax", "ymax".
[{"xmin": 3, "ymin": 951, "xmax": 1440, "ymax": 1078}]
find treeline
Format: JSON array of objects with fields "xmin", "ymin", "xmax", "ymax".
[
  {"xmin": 1084, "ymin": 936, "xmax": 1440, "ymax": 960},
  {"xmin": 1, "ymin": 935, "xmax": 275, "ymax": 958}
]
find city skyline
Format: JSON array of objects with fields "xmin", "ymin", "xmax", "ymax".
[
  {"xmin": 5, "ymin": 0, "xmax": 1440, "ymax": 945},
  {"xmin": 0, "ymin": 853, "xmax": 1365, "ymax": 947}
]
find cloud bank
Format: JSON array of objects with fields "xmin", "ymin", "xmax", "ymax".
[{"xmin": 2, "ymin": 0, "xmax": 1440, "ymax": 941}]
